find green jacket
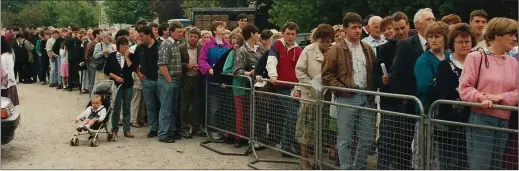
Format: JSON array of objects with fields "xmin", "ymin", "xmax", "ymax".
[{"xmin": 223, "ymin": 50, "xmax": 248, "ymax": 96}]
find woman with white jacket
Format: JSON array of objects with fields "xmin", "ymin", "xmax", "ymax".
[{"xmin": 1, "ymin": 36, "xmax": 20, "ymax": 106}]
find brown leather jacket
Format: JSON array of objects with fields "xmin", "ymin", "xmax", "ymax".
[{"xmin": 321, "ymin": 39, "xmax": 376, "ymax": 96}]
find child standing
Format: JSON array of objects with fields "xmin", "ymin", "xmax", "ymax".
[{"xmin": 59, "ymin": 42, "xmax": 69, "ymax": 90}]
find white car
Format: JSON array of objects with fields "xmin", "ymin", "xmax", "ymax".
[{"xmin": 1, "ymin": 97, "xmax": 20, "ymax": 145}]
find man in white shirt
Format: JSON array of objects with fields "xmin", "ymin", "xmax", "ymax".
[
  {"xmin": 362, "ymin": 16, "xmax": 387, "ymax": 57},
  {"xmin": 179, "ymin": 28, "xmax": 203, "ymax": 139},
  {"xmin": 46, "ymin": 30, "xmax": 60, "ymax": 87},
  {"xmin": 321, "ymin": 12, "xmax": 377, "ymax": 170}
]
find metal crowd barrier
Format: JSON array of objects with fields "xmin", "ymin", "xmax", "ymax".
[
  {"xmin": 316, "ymin": 86, "xmax": 425, "ymax": 170},
  {"xmin": 426, "ymin": 100, "xmax": 519, "ymax": 170},
  {"xmin": 199, "ymin": 76, "xmax": 518, "ymax": 170},
  {"xmin": 200, "ymin": 74, "xmax": 253, "ymax": 156},
  {"xmin": 248, "ymin": 80, "xmax": 315, "ymax": 170}
]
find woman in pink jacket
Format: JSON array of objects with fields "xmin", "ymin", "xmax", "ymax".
[{"xmin": 458, "ymin": 17, "xmax": 518, "ymax": 170}]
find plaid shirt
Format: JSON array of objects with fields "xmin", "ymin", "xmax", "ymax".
[{"xmin": 158, "ymin": 37, "xmax": 182, "ymax": 79}]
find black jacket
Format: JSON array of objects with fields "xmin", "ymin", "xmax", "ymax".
[
  {"xmin": 39, "ymin": 39, "xmax": 49, "ymax": 61},
  {"xmin": 435, "ymin": 59, "xmax": 470, "ymax": 122},
  {"xmin": 374, "ymin": 39, "xmax": 398, "ymax": 93},
  {"xmin": 65, "ymin": 36, "xmax": 83, "ymax": 63},
  {"xmin": 389, "ymin": 34, "xmax": 424, "ymax": 96},
  {"xmin": 213, "ymin": 49, "xmax": 233, "ymax": 85},
  {"xmin": 104, "ymin": 52, "xmax": 138, "ymax": 88},
  {"xmin": 254, "ymin": 50, "xmax": 270, "ymax": 79},
  {"xmin": 52, "ymin": 37, "xmax": 64, "ymax": 55}
]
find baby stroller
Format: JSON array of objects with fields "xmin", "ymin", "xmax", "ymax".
[{"xmin": 70, "ymin": 80, "xmax": 120, "ymax": 147}]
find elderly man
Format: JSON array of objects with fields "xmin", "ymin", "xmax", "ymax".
[
  {"xmin": 362, "ymin": 16, "xmax": 386, "ymax": 57},
  {"xmin": 388, "ymin": 8, "xmax": 435, "ymax": 169}
]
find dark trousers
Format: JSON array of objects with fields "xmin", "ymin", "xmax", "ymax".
[
  {"xmin": 14, "ymin": 62, "xmax": 30, "ymax": 82},
  {"xmin": 180, "ymin": 75, "xmax": 203, "ymax": 132},
  {"xmin": 377, "ymin": 99, "xmax": 416, "ymax": 170},
  {"xmin": 68, "ymin": 60, "xmax": 79, "ymax": 88},
  {"xmin": 39, "ymin": 57, "xmax": 49, "ymax": 82}
]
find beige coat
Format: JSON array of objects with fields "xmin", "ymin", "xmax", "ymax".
[{"xmin": 294, "ymin": 43, "xmax": 325, "ymax": 102}]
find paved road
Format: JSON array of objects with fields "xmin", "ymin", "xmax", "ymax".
[{"xmin": 1, "ymin": 83, "xmax": 302, "ymax": 169}]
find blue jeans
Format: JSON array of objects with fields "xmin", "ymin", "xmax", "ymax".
[
  {"xmin": 205, "ymin": 76, "xmax": 219, "ymax": 132},
  {"xmin": 34, "ymin": 54, "xmax": 41, "ymax": 81},
  {"xmin": 142, "ymin": 79, "xmax": 160, "ymax": 133},
  {"xmin": 466, "ymin": 112, "xmax": 509, "ymax": 170},
  {"xmin": 157, "ymin": 77, "xmax": 180, "ymax": 139},
  {"xmin": 49, "ymin": 57, "xmax": 58, "ymax": 84},
  {"xmin": 277, "ymin": 87, "xmax": 300, "ymax": 154},
  {"xmin": 336, "ymin": 94, "xmax": 376, "ymax": 169},
  {"xmin": 112, "ymin": 87, "xmax": 133, "ymax": 133},
  {"xmin": 56, "ymin": 55, "xmax": 62, "ymax": 85}
]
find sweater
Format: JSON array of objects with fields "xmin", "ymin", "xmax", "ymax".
[
  {"xmin": 459, "ymin": 51, "xmax": 518, "ymax": 120},
  {"xmin": 198, "ymin": 36, "xmax": 231, "ymax": 75},
  {"xmin": 104, "ymin": 52, "xmax": 138, "ymax": 88},
  {"xmin": 414, "ymin": 50, "xmax": 450, "ymax": 114},
  {"xmin": 266, "ymin": 39, "xmax": 302, "ymax": 87}
]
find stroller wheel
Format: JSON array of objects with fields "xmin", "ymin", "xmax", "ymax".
[
  {"xmin": 90, "ymin": 138, "xmax": 99, "ymax": 147},
  {"xmin": 70, "ymin": 137, "xmax": 79, "ymax": 146}
]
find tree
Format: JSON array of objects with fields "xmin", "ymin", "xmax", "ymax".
[
  {"xmin": 54, "ymin": 1, "xmax": 99, "ymax": 27},
  {"xmin": 104, "ymin": 0, "xmax": 155, "ymax": 24},
  {"xmin": 182, "ymin": 0, "xmax": 220, "ymax": 18},
  {"xmin": 268, "ymin": 0, "xmax": 329, "ymax": 32},
  {"xmin": 149, "ymin": 0, "xmax": 182, "ymax": 23},
  {"xmin": 220, "ymin": 0, "xmax": 249, "ymax": 7},
  {"xmin": 1, "ymin": 1, "xmax": 99, "ymax": 28}
]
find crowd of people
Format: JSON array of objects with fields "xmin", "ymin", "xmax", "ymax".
[{"xmin": 0, "ymin": 9, "xmax": 517, "ymax": 170}]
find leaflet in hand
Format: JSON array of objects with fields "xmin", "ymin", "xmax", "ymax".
[{"xmin": 381, "ymin": 63, "xmax": 388, "ymax": 76}]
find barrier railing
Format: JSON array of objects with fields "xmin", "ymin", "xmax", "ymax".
[
  {"xmin": 247, "ymin": 79, "xmax": 316, "ymax": 170},
  {"xmin": 426, "ymin": 100, "xmax": 519, "ymax": 170},
  {"xmin": 199, "ymin": 77, "xmax": 517, "ymax": 170},
  {"xmin": 317, "ymin": 86, "xmax": 425, "ymax": 170},
  {"xmin": 200, "ymin": 74, "xmax": 254, "ymax": 156}
]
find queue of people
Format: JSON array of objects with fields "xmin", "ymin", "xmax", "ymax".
[{"xmin": 1, "ymin": 9, "xmax": 517, "ymax": 170}]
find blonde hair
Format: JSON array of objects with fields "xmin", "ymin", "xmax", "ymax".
[
  {"xmin": 270, "ymin": 32, "xmax": 282, "ymax": 41},
  {"xmin": 201, "ymin": 30, "xmax": 212, "ymax": 37},
  {"xmin": 484, "ymin": 17, "xmax": 518, "ymax": 42},
  {"xmin": 425, "ymin": 21, "xmax": 450, "ymax": 48}
]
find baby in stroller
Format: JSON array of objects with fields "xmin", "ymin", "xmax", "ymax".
[
  {"xmin": 70, "ymin": 80, "xmax": 118, "ymax": 147},
  {"xmin": 75, "ymin": 95, "xmax": 107, "ymax": 131}
]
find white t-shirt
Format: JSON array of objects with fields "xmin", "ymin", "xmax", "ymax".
[
  {"xmin": 76, "ymin": 105, "xmax": 107, "ymax": 121},
  {"xmin": 60, "ymin": 49, "xmax": 68, "ymax": 64}
]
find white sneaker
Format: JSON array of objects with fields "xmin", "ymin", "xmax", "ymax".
[{"xmin": 211, "ymin": 132, "xmax": 222, "ymax": 140}]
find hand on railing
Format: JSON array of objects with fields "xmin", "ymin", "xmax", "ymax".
[
  {"xmin": 255, "ymin": 75, "xmax": 263, "ymax": 83},
  {"xmin": 220, "ymin": 83, "xmax": 226, "ymax": 88},
  {"xmin": 293, "ymin": 90, "xmax": 301, "ymax": 98},
  {"xmin": 270, "ymin": 76, "xmax": 278, "ymax": 85}
]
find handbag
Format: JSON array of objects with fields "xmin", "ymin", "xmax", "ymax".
[{"xmin": 95, "ymin": 43, "xmax": 107, "ymax": 71}]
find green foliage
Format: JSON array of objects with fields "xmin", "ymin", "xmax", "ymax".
[
  {"xmin": 104, "ymin": 0, "xmax": 155, "ymax": 24},
  {"xmin": 268, "ymin": 0, "xmax": 517, "ymax": 32},
  {"xmin": 1, "ymin": 1, "xmax": 99, "ymax": 28},
  {"xmin": 182, "ymin": 0, "xmax": 221, "ymax": 18}
]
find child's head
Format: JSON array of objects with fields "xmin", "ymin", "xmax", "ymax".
[{"xmin": 91, "ymin": 95, "xmax": 102, "ymax": 109}]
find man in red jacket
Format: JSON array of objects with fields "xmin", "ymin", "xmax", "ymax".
[{"xmin": 266, "ymin": 22, "xmax": 303, "ymax": 158}]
